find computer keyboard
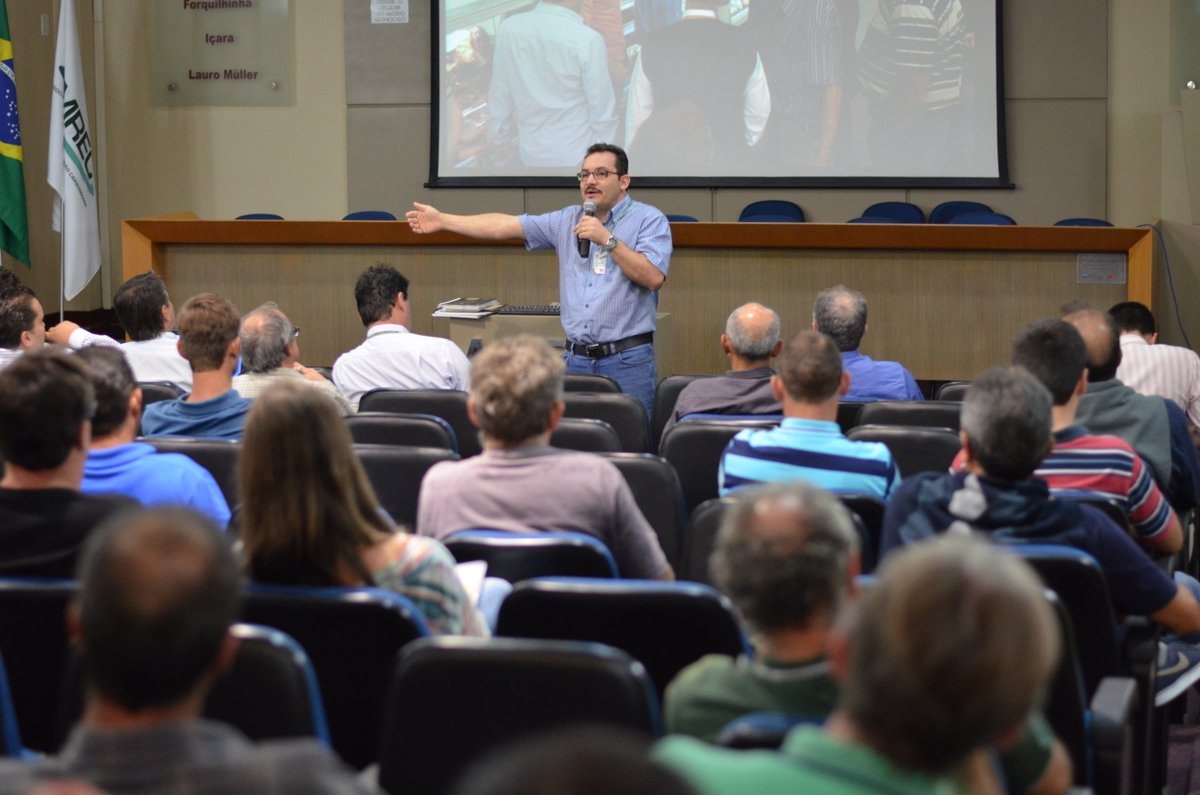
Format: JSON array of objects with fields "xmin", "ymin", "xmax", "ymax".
[{"xmin": 494, "ymin": 304, "xmax": 561, "ymax": 316}]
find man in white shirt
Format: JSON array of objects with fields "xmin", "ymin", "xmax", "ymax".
[
  {"xmin": 332, "ymin": 264, "xmax": 471, "ymax": 410},
  {"xmin": 1110, "ymin": 301, "xmax": 1200, "ymax": 440},
  {"xmin": 0, "ymin": 285, "xmax": 45, "ymax": 370},
  {"xmin": 47, "ymin": 272, "xmax": 192, "ymax": 393}
]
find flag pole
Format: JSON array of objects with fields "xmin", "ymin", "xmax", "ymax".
[{"xmin": 58, "ymin": 217, "xmax": 64, "ymax": 321}]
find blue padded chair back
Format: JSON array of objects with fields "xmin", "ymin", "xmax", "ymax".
[
  {"xmin": 1056, "ymin": 217, "xmax": 1114, "ymax": 227},
  {"xmin": 715, "ymin": 712, "xmax": 823, "ymax": 750},
  {"xmin": 855, "ymin": 400, "xmax": 961, "ymax": 432},
  {"xmin": 846, "ymin": 424, "xmax": 962, "ymax": 478},
  {"xmin": 353, "ymin": 443, "xmax": 459, "ymax": 531},
  {"xmin": 929, "ymin": 200, "xmax": 992, "ymax": 224},
  {"xmin": 235, "ymin": 213, "xmax": 284, "ymax": 220},
  {"xmin": 379, "ymin": 637, "xmax": 660, "ymax": 795},
  {"xmin": 0, "ymin": 655, "xmax": 25, "ymax": 759},
  {"xmin": 563, "ymin": 392, "xmax": 649, "ymax": 452},
  {"xmin": 444, "ymin": 530, "xmax": 620, "ymax": 581},
  {"xmin": 847, "ymin": 215, "xmax": 895, "ymax": 223},
  {"xmin": 666, "ymin": 213, "xmax": 698, "ymax": 222},
  {"xmin": 342, "ymin": 210, "xmax": 397, "ymax": 220},
  {"xmin": 652, "ymin": 374, "xmax": 710, "ymax": 447},
  {"xmin": 344, "ymin": 412, "xmax": 459, "ymax": 452},
  {"xmin": 738, "ymin": 213, "xmax": 803, "ymax": 223},
  {"xmin": 862, "ymin": 201, "xmax": 925, "ymax": 223},
  {"xmin": 948, "ymin": 211, "xmax": 1016, "ymax": 225},
  {"xmin": 550, "ymin": 417, "xmax": 622, "ymax": 453},
  {"xmin": 563, "ymin": 373, "xmax": 621, "ymax": 393},
  {"xmin": 497, "ymin": 577, "xmax": 749, "ymax": 698},
  {"xmin": 738, "ymin": 200, "xmax": 804, "ymax": 222},
  {"xmin": 933, "ymin": 380, "xmax": 971, "ymax": 401},
  {"xmin": 599, "ymin": 452, "xmax": 689, "ymax": 570},
  {"xmin": 359, "ymin": 389, "xmax": 480, "ymax": 456},
  {"xmin": 240, "ymin": 584, "xmax": 428, "ymax": 769}
]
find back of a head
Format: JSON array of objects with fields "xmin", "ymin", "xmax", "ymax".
[
  {"xmin": 76, "ymin": 346, "xmax": 137, "ymax": 439},
  {"xmin": 775, "ymin": 329, "xmax": 843, "ymax": 403},
  {"xmin": 354, "ymin": 263, "xmax": 409, "ymax": 327},
  {"xmin": 0, "ymin": 349, "xmax": 94, "ymax": 471},
  {"xmin": 960, "ymin": 367, "xmax": 1052, "ymax": 481},
  {"xmin": 470, "ymin": 335, "xmax": 565, "ymax": 444},
  {"xmin": 452, "ymin": 727, "xmax": 697, "ymax": 795},
  {"xmin": 76, "ymin": 507, "xmax": 240, "ymax": 712},
  {"xmin": 1010, "ymin": 318, "xmax": 1086, "ymax": 406},
  {"xmin": 724, "ymin": 302, "xmax": 780, "ymax": 361},
  {"xmin": 841, "ymin": 535, "xmax": 1058, "ymax": 774},
  {"xmin": 113, "ymin": 272, "xmax": 171, "ymax": 342},
  {"xmin": 0, "ymin": 285, "xmax": 38, "ymax": 349},
  {"xmin": 240, "ymin": 380, "xmax": 388, "ymax": 585},
  {"xmin": 239, "ymin": 302, "xmax": 293, "ymax": 374},
  {"xmin": 177, "ymin": 293, "xmax": 241, "ymax": 373},
  {"xmin": 1108, "ymin": 300, "xmax": 1156, "ymax": 336},
  {"xmin": 0, "ymin": 266, "xmax": 20, "ymax": 291},
  {"xmin": 1062, "ymin": 306, "xmax": 1121, "ymax": 382},
  {"xmin": 711, "ymin": 482, "xmax": 859, "ymax": 635},
  {"xmin": 812, "ymin": 285, "xmax": 867, "ymax": 352}
]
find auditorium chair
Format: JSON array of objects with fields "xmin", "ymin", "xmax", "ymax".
[
  {"xmin": 549, "ymin": 417, "xmax": 622, "ymax": 453},
  {"xmin": 137, "ymin": 380, "xmax": 184, "ymax": 406},
  {"xmin": 929, "ymin": 200, "xmax": 992, "ymax": 224},
  {"xmin": 342, "ymin": 210, "xmax": 396, "ymax": 220},
  {"xmin": 846, "ymin": 425, "xmax": 962, "ymax": 477},
  {"xmin": 933, "ymin": 380, "xmax": 971, "ymax": 401},
  {"xmin": 715, "ymin": 712, "xmax": 819, "ymax": 750},
  {"xmin": 343, "ymin": 412, "xmax": 459, "ymax": 452},
  {"xmin": 948, "ymin": 211, "xmax": 1016, "ymax": 225},
  {"xmin": 377, "ymin": 637, "xmax": 660, "ymax": 795},
  {"xmin": 563, "ymin": 373, "xmax": 620, "ymax": 393},
  {"xmin": 240, "ymin": 584, "xmax": 429, "ymax": 770},
  {"xmin": 651, "ymin": 374, "xmax": 709, "ymax": 447},
  {"xmin": 738, "ymin": 200, "xmax": 805, "ymax": 222},
  {"xmin": 855, "ymin": 400, "xmax": 962, "ymax": 432},
  {"xmin": 353, "ymin": 443, "xmax": 459, "ymax": 531},
  {"xmin": 562, "ymin": 392, "xmax": 649, "ymax": 452},
  {"xmin": 0, "ymin": 655, "xmax": 23, "ymax": 758},
  {"xmin": 0, "ymin": 578, "xmax": 75, "ymax": 754},
  {"xmin": 1056, "ymin": 217, "xmax": 1114, "ymax": 227},
  {"xmin": 666, "ymin": 213, "xmax": 698, "ymax": 222},
  {"xmin": 443, "ymin": 530, "xmax": 619, "ymax": 581},
  {"xmin": 235, "ymin": 212, "xmax": 284, "ymax": 220},
  {"xmin": 358, "ymin": 389, "xmax": 481, "ymax": 456},
  {"xmin": 684, "ymin": 497, "xmax": 735, "ymax": 585},
  {"xmin": 861, "ymin": 201, "xmax": 925, "ymax": 223},
  {"xmin": 600, "ymin": 452, "xmax": 688, "ymax": 570},
  {"xmin": 659, "ymin": 418, "xmax": 780, "ymax": 515}
]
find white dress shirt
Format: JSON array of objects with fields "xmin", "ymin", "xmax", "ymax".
[
  {"xmin": 332, "ymin": 324, "xmax": 471, "ymax": 410},
  {"xmin": 68, "ymin": 328, "xmax": 193, "ymax": 393},
  {"xmin": 1117, "ymin": 333, "xmax": 1200, "ymax": 432}
]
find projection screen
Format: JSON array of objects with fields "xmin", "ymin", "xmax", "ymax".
[{"xmin": 431, "ymin": 0, "xmax": 1004, "ymax": 188}]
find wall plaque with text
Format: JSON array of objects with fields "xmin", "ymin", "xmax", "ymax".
[{"xmin": 152, "ymin": 0, "xmax": 293, "ymax": 106}]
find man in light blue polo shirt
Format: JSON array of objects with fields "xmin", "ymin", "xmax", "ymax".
[
  {"xmin": 719, "ymin": 329, "xmax": 899, "ymax": 498},
  {"xmin": 406, "ymin": 143, "xmax": 672, "ymax": 418}
]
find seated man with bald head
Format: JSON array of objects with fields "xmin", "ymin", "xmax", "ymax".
[
  {"xmin": 0, "ymin": 508, "xmax": 374, "ymax": 794},
  {"xmin": 813, "ymin": 285, "xmax": 923, "ymax": 401},
  {"xmin": 661, "ymin": 302, "xmax": 783, "ymax": 440}
]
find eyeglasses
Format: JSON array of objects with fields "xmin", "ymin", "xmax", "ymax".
[
  {"xmin": 291, "ymin": 327, "xmax": 301, "ymax": 339},
  {"xmin": 575, "ymin": 168, "xmax": 621, "ymax": 182}
]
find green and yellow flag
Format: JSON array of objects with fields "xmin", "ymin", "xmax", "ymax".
[{"xmin": 0, "ymin": 0, "xmax": 28, "ymax": 266}]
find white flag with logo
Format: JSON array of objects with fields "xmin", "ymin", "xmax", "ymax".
[{"xmin": 47, "ymin": 0, "xmax": 99, "ymax": 300}]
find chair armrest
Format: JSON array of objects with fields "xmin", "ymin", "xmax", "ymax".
[{"xmin": 1090, "ymin": 676, "xmax": 1138, "ymax": 795}]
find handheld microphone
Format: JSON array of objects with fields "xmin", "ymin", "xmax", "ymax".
[{"xmin": 578, "ymin": 200, "xmax": 597, "ymax": 258}]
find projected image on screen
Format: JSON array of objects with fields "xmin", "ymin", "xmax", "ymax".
[{"xmin": 435, "ymin": 0, "xmax": 1001, "ymax": 185}]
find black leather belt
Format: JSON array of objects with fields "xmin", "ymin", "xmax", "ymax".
[{"xmin": 565, "ymin": 333, "xmax": 654, "ymax": 359}]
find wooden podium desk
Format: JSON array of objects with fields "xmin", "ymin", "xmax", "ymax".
[{"xmin": 122, "ymin": 215, "xmax": 1151, "ymax": 379}]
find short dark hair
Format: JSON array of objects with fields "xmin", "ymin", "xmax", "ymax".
[
  {"xmin": 177, "ymin": 293, "xmax": 241, "ymax": 372},
  {"xmin": 775, "ymin": 330, "xmax": 843, "ymax": 403},
  {"xmin": 113, "ymin": 272, "xmax": 171, "ymax": 342},
  {"xmin": 354, "ymin": 263, "xmax": 410, "ymax": 327},
  {"xmin": 1108, "ymin": 301, "xmax": 1156, "ymax": 336},
  {"xmin": 76, "ymin": 346, "xmax": 137, "ymax": 439},
  {"xmin": 76, "ymin": 508, "xmax": 240, "ymax": 712},
  {"xmin": 812, "ymin": 286, "xmax": 867, "ymax": 352},
  {"xmin": 585, "ymin": 142, "xmax": 629, "ymax": 175},
  {"xmin": 1063, "ymin": 307, "xmax": 1122, "ymax": 382},
  {"xmin": 0, "ymin": 285, "xmax": 38, "ymax": 349},
  {"xmin": 0, "ymin": 267, "xmax": 20, "ymax": 291},
  {"xmin": 1011, "ymin": 319, "xmax": 1087, "ymax": 405},
  {"xmin": 960, "ymin": 367, "xmax": 1053, "ymax": 481},
  {"xmin": 0, "ymin": 349, "xmax": 94, "ymax": 470}
]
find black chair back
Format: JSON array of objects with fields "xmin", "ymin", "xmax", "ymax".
[
  {"xmin": 684, "ymin": 497, "xmax": 736, "ymax": 585},
  {"xmin": 855, "ymin": 400, "xmax": 962, "ymax": 432},
  {"xmin": 933, "ymin": 381, "xmax": 971, "ymax": 401},
  {"xmin": 660, "ymin": 420, "xmax": 775, "ymax": 515},
  {"xmin": 443, "ymin": 530, "xmax": 620, "ymax": 581},
  {"xmin": 563, "ymin": 373, "xmax": 621, "ymax": 393},
  {"xmin": 836, "ymin": 401, "xmax": 866, "ymax": 433},
  {"xmin": 837, "ymin": 494, "xmax": 886, "ymax": 574},
  {"xmin": 563, "ymin": 392, "xmax": 649, "ymax": 452},
  {"xmin": 344, "ymin": 412, "xmax": 458, "ymax": 452},
  {"xmin": 550, "ymin": 417, "xmax": 622, "ymax": 453},
  {"xmin": 846, "ymin": 425, "xmax": 962, "ymax": 477},
  {"xmin": 600, "ymin": 452, "xmax": 688, "ymax": 570},
  {"xmin": 240, "ymin": 584, "xmax": 429, "ymax": 770},
  {"xmin": 358, "ymin": 389, "xmax": 481, "ymax": 456},
  {"xmin": 378, "ymin": 637, "xmax": 660, "ymax": 795},
  {"xmin": 353, "ymin": 443, "xmax": 459, "ymax": 531},
  {"xmin": 143, "ymin": 437, "xmax": 241, "ymax": 508},
  {"xmin": 652, "ymin": 374, "xmax": 709, "ymax": 447},
  {"xmin": 137, "ymin": 381, "xmax": 184, "ymax": 405}
]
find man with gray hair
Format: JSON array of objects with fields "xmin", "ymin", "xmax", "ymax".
[
  {"xmin": 661, "ymin": 302, "xmax": 783, "ymax": 439},
  {"xmin": 812, "ymin": 285, "xmax": 923, "ymax": 401},
  {"xmin": 882, "ymin": 366, "xmax": 1200, "ymax": 705},
  {"xmin": 417, "ymin": 335, "xmax": 671, "ymax": 580},
  {"xmin": 657, "ymin": 535, "xmax": 1065, "ymax": 795},
  {"xmin": 233, "ymin": 303, "xmax": 353, "ymax": 415}
]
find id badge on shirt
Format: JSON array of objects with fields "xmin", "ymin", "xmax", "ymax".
[{"xmin": 592, "ymin": 249, "xmax": 608, "ymax": 275}]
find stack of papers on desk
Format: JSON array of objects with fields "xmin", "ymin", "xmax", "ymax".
[{"xmin": 432, "ymin": 297, "xmax": 503, "ymax": 319}]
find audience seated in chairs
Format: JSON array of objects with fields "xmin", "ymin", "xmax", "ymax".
[
  {"xmin": 139, "ymin": 293, "xmax": 252, "ymax": 441},
  {"xmin": 656, "ymin": 534, "xmax": 1067, "ymax": 795},
  {"xmin": 417, "ymin": 335, "xmax": 672, "ymax": 580},
  {"xmin": 234, "ymin": 302, "xmax": 354, "ymax": 416},
  {"xmin": 948, "ymin": 319, "xmax": 1181, "ymax": 555},
  {"xmin": 660, "ymin": 302, "xmax": 782, "ymax": 440},
  {"xmin": 0, "ymin": 350, "xmax": 135, "ymax": 578},
  {"xmin": 0, "ymin": 507, "xmax": 373, "ymax": 794},
  {"xmin": 47, "ymin": 271, "xmax": 193, "ymax": 393},
  {"xmin": 813, "ymin": 285, "xmax": 924, "ymax": 402},
  {"xmin": 881, "ymin": 366, "xmax": 1200, "ymax": 705},
  {"xmin": 76, "ymin": 346, "xmax": 230, "ymax": 527},
  {"xmin": 718, "ymin": 330, "xmax": 899, "ymax": 500},
  {"xmin": 239, "ymin": 379, "xmax": 486, "ymax": 636}
]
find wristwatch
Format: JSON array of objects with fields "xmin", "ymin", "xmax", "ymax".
[{"xmin": 603, "ymin": 235, "xmax": 619, "ymax": 252}]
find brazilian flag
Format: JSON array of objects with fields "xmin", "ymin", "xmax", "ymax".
[{"xmin": 0, "ymin": 0, "xmax": 27, "ymax": 266}]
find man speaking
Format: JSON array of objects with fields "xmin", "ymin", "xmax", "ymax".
[{"xmin": 406, "ymin": 143, "xmax": 671, "ymax": 417}]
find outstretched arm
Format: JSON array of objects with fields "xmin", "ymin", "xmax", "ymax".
[{"xmin": 406, "ymin": 202, "xmax": 525, "ymax": 241}]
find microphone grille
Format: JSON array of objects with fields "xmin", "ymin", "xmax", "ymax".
[{"xmin": 583, "ymin": 200, "xmax": 597, "ymax": 214}]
